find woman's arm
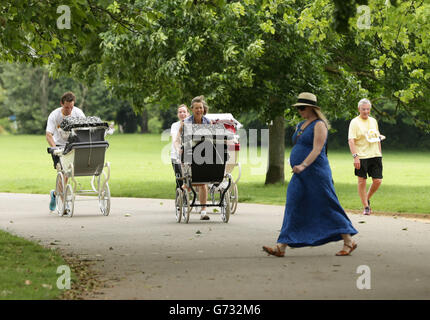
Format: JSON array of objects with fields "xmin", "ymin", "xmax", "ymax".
[
  {"xmin": 292, "ymin": 121, "xmax": 327, "ymax": 174},
  {"xmin": 174, "ymin": 122, "xmax": 183, "ymax": 154}
]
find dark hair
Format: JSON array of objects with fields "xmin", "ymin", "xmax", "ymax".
[{"xmin": 61, "ymin": 92, "xmax": 76, "ymax": 104}]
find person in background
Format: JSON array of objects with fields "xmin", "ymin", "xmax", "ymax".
[
  {"xmin": 170, "ymin": 104, "xmax": 190, "ymax": 189},
  {"xmin": 348, "ymin": 98, "xmax": 384, "ymax": 215}
]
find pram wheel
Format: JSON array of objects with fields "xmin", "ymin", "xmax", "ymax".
[
  {"xmin": 55, "ymin": 171, "xmax": 65, "ymax": 216},
  {"xmin": 175, "ymin": 188, "xmax": 183, "ymax": 223},
  {"xmin": 230, "ymin": 183, "xmax": 238, "ymax": 214},
  {"xmin": 221, "ymin": 190, "xmax": 231, "ymax": 223},
  {"xmin": 182, "ymin": 190, "xmax": 191, "ymax": 224},
  {"xmin": 99, "ymin": 182, "xmax": 111, "ymax": 216},
  {"xmin": 63, "ymin": 184, "xmax": 75, "ymax": 218}
]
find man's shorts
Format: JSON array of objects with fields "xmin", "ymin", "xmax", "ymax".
[{"xmin": 355, "ymin": 157, "xmax": 383, "ymax": 179}]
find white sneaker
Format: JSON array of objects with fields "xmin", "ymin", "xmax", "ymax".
[{"xmin": 200, "ymin": 210, "xmax": 210, "ymax": 220}]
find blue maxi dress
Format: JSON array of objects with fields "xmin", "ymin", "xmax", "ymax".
[{"xmin": 278, "ymin": 120, "xmax": 358, "ymax": 247}]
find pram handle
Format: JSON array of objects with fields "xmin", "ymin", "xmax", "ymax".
[{"xmin": 47, "ymin": 147, "xmax": 64, "ymax": 156}]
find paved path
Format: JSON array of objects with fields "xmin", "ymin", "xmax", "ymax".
[{"xmin": 1, "ymin": 193, "xmax": 429, "ymax": 300}]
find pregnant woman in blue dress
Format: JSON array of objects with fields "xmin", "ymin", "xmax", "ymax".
[{"xmin": 263, "ymin": 92, "xmax": 358, "ymax": 257}]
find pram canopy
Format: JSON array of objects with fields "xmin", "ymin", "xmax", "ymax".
[
  {"xmin": 205, "ymin": 113, "xmax": 241, "ymax": 151},
  {"xmin": 181, "ymin": 123, "xmax": 234, "ymax": 184},
  {"xmin": 59, "ymin": 116, "xmax": 110, "ymax": 176},
  {"xmin": 205, "ymin": 113, "xmax": 242, "ymax": 129},
  {"xmin": 59, "ymin": 116, "xmax": 109, "ymax": 155}
]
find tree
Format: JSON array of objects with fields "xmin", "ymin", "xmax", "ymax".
[
  {"xmin": 0, "ymin": 63, "xmax": 123, "ymax": 133},
  {"xmin": 62, "ymin": 0, "xmax": 363, "ymax": 184},
  {"xmin": 305, "ymin": 0, "xmax": 430, "ymax": 131},
  {"xmin": 1, "ymin": 0, "xmax": 428, "ymax": 182}
]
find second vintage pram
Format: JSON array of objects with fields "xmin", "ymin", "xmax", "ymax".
[
  {"xmin": 205, "ymin": 113, "xmax": 242, "ymax": 214},
  {"xmin": 175, "ymin": 122, "xmax": 235, "ymax": 223}
]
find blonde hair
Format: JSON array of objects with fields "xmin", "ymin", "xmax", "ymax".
[
  {"xmin": 178, "ymin": 104, "xmax": 189, "ymax": 113},
  {"xmin": 313, "ymin": 108, "xmax": 331, "ymax": 130}
]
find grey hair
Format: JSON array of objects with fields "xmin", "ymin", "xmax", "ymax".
[
  {"xmin": 358, "ymin": 98, "xmax": 372, "ymax": 108},
  {"xmin": 191, "ymin": 95, "xmax": 209, "ymax": 115}
]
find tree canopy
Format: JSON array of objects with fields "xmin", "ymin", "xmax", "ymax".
[{"xmin": 1, "ymin": 0, "xmax": 429, "ymax": 183}]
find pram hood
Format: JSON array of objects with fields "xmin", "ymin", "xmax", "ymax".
[
  {"xmin": 60, "ymin": 116, "xmax": 109, "ymax": 131},
  {"xmin": 60, "ymin": 116, "xmax": 110, "ymax": 155},
  {"xmin": 205, "ymin": 113, "xmax": 242, "ymax": 129},
  {"xmin": 182, "ymin": 123, "xmax": 236, "ymax": 142}
]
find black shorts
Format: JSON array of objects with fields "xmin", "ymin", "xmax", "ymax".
[
  {"xmin": 172, "ymin": 161, "xmax": 183, "ymax": 188},
  {"xmin": 355, "ymin": 157, "xmax": 383, "ymax": 179}
]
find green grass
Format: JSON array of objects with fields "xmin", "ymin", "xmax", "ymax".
[
  {"xmin": 0, "ymin": 133, "xmax": 428, "ymax": 299},
  {"xmin": 1, "ymin": 134, "xmax": 429, "ymax": 214},
  {"xmin": 0, "ymin": 230, "xmax": 69, "ymax": 299}
]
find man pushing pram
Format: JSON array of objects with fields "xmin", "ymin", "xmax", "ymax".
[{"xmin": 46, "ymin": 92, "xmax": 112, "ymax": 217}]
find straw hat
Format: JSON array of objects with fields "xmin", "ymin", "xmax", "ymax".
[{"xmin": 292, "ymin": 92, "xmax": 320, "ymax": 109}]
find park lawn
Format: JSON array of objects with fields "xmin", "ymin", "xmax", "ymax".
[
  {"xmin": 0, "ymin": 230, "xmax": 69, "ymax": 299},
  {"xmin": 0, "ymin": 134, "xmax": 429, "ymax": 214}
]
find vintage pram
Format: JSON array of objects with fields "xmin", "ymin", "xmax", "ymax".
[
  {"xmin": 175, "ymin": 122, "xmax": 235, "ymax": 223},
  {"xmin": 205, "ymin": 113, "xmax": 242, "ymax": 214},
  {"xmin": 47, "ymin": 116, "xmax": 111, "ymax": 217}
]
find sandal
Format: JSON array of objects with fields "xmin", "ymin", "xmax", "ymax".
[
  {"xmin": 335, "ymin": 242, "xmax": 357, "ymax": 256},
  {"xmin": 262, "ymin": 245, "xmax": 285, "ymax": 257}
]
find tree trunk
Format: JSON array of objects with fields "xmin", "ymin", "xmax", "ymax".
[
  {"xmin": 39, "ymin": 69, "xmax": 49, "ymax": 117},
  {"xmin": 139, "ymin": 108, "xmax": 148, "ymax": 133},
  {"xmin": 265, "ymin": 114, "xmax": 285, "ymax": 184},
  {"xmin": 78, "ymin": 84, "xmax": 88, "ymax": 113}
]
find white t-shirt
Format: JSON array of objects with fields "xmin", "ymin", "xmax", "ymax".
[
  {"xmin": 46, "ymin": 107, "xmax": 85, "ymax": 145},
  {"xmin": 170, "ymin": 121, "xmax": 181, "ymax": 161}
]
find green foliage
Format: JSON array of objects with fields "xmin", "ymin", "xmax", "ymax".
[
  {"xmin": 0, "ymin": 63, "xmax": 141, "ymax": 134},
  {"xmin": 1, "ymin": 0, "xmax": 428, "ymax": 128},
  {"xmin": 348, "ymin": 0, "xmax": 430, "ymax": 132}
]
